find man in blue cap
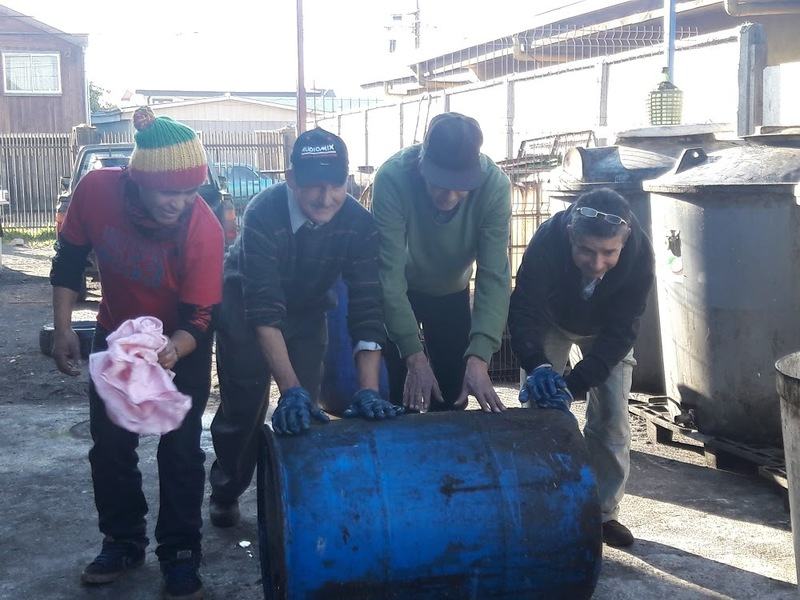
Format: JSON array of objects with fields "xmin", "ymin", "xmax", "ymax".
[{"xmin": 208, "ymin": 128, "xmax": 400, "ymax": 528}]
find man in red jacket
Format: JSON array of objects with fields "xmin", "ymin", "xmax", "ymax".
[{"xmin": 50, "ymin": 107, "xmax": 223, "ymax": 599}]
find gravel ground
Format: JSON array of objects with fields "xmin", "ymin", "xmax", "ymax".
[{"xmin": 1, "ymin": 242, "xmax": 795, "ymax": 599}]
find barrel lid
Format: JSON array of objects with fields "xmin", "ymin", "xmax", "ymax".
[
  {"xmin": 776, "ymin": 354, "xmax": 800, "ymax": 409},
  {"xmin": 643, "ymin": 144, "xmax": 800, "ymax": 193},
  {"xmin": 615, "ymin": 123, "xmax": 731, "ymax": 141},
  {"xmin": 545, "ymin": 145, "xmax": 673, "ymax": 194},
  {"xmin": 744, "ymin": 125, "xmax": 800, "ymax": 147}
]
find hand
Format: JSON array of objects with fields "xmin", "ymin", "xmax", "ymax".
[
  {"xmin": 271, "ymin": 387, "xmax": 330, "ymax": 435},
  {"xmin": 456, "ymin": 356, "xmax": 506, "ymax": 413},
  {"xmin": 520, "ymin": 365, "xmax": 568, "ymax": 405},
  {"xmin": 157, "ymin": 340, "xmax": 179, "ymax": 370},
  {"xmin": 523, "ymin": 387, "xmax": 574, "ymax": 414},
  {"xmin": 53, "ymin": 327, "xmax": 82, "ymax": 376},
  {"xmin": 403, "ymin": 352, "xmax": 443, "ymax": 413},
  {"xmin": 344, "ymin": 389, "xmax": 405, "ymax": 420}
]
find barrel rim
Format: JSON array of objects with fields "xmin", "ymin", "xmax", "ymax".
[
  {"xmin": 776, "ymin": 353, "xmax": 800, "ymax": 382},
  {"xmin": 260, "ymin": 425, "xmax": 290, "ymax": 599}
]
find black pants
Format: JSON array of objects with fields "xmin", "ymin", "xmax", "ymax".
[
  {"xmin": 209, "ymin": 279, "xmax": 328, "ymax": 505},
  {"xmin": 88, "ymin": 326, "xmax": 212, "ymax": 561},
  {"xmin": 383, "ymin": 288, "xmax": 471, "ymax": 411}
]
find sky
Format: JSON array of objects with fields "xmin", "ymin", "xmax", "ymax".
[{"xmin": 6, "ymin": 0, "xmax": 569, "ymax": 101}]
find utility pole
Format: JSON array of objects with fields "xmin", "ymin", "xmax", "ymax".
[
  {"xmin": 296, "ymin": 0, "xmax": 307, "ymax": 133},
  {"xmin": 665, "ymin": 0, "xmax": 677, "ymax": 81},
  {"xmin": 413, "ymin": 0, "xmax": 421, "ymax": 50}
]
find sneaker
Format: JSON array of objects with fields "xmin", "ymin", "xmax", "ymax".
[
  {"xmin": 161, "ymin": 550, "xmax": 203, "ymax": 600},
  {"xmin": 602, "ymin": 520, "xmax": 635, "ymax": 547},
  {"xmin": 80, "ymin": 537, "xmax": 146, "ymax": 585},
  {"xmin": 209, "ymin": 497, "xmax": 240, "ymax": 528}
]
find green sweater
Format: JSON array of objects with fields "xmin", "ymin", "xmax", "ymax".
[{"xmin": 372, "ymin": 145, "xmax": 512, "ymax": 363}]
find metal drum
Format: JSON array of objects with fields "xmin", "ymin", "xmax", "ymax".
[
  {"xmin": 645, "ymin": 143, "xmax": 800, "ymax": 444},
  {"xmin": 257, "ymin": 409, "xmax": 601, "ymax": 599}
]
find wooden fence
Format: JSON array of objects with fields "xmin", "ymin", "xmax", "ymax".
[{"xmin": 0, "ymin": 128, "xmax": 292, "ymax": 232}]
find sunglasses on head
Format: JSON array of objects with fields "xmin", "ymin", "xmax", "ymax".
[{"xmin": 575, "ymin": 206, "xmax": 628, "ymax": 226}]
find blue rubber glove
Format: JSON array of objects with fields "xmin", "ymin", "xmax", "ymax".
[
  {"xmin": 344, "ymin": 389, "xmax": 405, "ymax": 420},
  {"xmin": 520, "ymin": 383, "xmax": 574, "ymax": 414},
  {"xmin": 520, "ymin": 365, "xmax": 569, "ymax": 405},
  {"xmin": 271, "ymin": 387, "xmax": 330, "ymax": 435},
  {"xmin": 533, "ymin": 387, "xmax": 574, "ymax": 413}
]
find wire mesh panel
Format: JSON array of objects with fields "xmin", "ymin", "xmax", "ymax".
[
  {"xmin": 489, "ymin": 171, "xmax": 557, "ymax": 382},
  {"xmin": 375, "ymin": 25, "xmax": 699, "ymax": 95},
  {"xmin": 486, "ymin": 130, "xmax": 594, "ymax": 382}
]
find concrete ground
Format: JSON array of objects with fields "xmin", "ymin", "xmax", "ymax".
[{"xmin": 1, "ymin": 244, "xmax": 796, "ymax": 599}]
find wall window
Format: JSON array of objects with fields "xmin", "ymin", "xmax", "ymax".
[{"xmin": 3, "ymin": 52, "xmax": 62, "ymax": 94}]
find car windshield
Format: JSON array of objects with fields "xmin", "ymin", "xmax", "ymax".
[{"xmin": 76, "ymin": 148, "xmax": 133, "ymax": 183}]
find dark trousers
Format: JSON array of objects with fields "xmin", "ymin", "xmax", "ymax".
[
  {"xmin": 209, "ymin": 279, "xmax": 328, "ymax": 504},
  {"xmin": 383, "ymin": 288, "xmax": 471, "ymax": 411},
  {"xmin": 88, "ymin": 326, "xmax": 212, "ymax": 561}
]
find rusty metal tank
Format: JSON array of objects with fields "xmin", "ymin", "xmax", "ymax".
[{"xmin": 644, "ymin": 142, "xmax": 800, "ymax": 444}]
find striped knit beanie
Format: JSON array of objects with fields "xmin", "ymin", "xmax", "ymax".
[{"xmin": 128, "ymin": 106, "xmax": 207, "ymax": 190}]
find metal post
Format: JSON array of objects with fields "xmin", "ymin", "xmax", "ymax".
[
  {"xmin": 364, "ymin": 110, "xmax": 369, "ymax": 169},
  {"xmin": 312, "ymin": 80, "xmax": 317, "ymax": 126},
  {"xmin": 665, "ymin": 0, "xmax": 677, "ymax": 82},
  {"xmin": 505, "ymin": 79, "xmax": 515, "ymax": 160},
  {"xmin": 413, "ymin": 0, "xmax": 421, "ymax": 50},
  {"xmin": 296, "ymin": 0, "xmax": 307, "ymax": 134}
]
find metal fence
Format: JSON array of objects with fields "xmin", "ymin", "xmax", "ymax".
[
  {"xmin": 0, "ymin": 128, "xmax": 292, "ymax": 232},
  {"xmin": 487, "ymin": 132, "xmax": 595, "ymax": 382},
  {"xmin": 368, "ymin": 24, "xmax": 700, "ymax": 95},
  {"xmin": 0, "ymin": 133, "xmax": 73, "ymax": 231}
]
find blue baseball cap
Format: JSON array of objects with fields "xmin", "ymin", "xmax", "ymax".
[{"xmin": 290, "ymin": 127, "xmax": 349, "ymax": 186}]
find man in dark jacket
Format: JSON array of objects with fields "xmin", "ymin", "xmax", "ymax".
[
  {"xmin": 208, "ymin": 128, "xmax": 400, "ymax": 528},
  {"xmin": 509, "ymin": 188, "xmax": 654, "ymax": 548}
]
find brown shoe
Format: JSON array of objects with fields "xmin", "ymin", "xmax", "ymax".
[{"xmin": 602, "ymin": 520, "xmax": 634, "ymax": 547}]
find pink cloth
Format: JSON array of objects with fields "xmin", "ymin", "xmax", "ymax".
[{"xmin": 88, "ymin": 316, "xmax": 191, "ymax": 435}]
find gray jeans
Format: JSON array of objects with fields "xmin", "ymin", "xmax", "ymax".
[
  {"xmin": 523, "ymin": 325, "xmax": 635, "ymax": 522},
  {"xmin": 209, "ymin": 278, "xmax": 328, "ymax": 504}
]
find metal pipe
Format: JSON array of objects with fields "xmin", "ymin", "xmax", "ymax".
[
  {"xmin": 725, "ymin": 0, "xmax": 800, "ymax": 16},
  {"xmin": 665, "ymin": 0, "xmax": 677, "ymax": 82},
  {"xmin": 296, "ymin": 0, "xmax": 307, "ymax": 134}
]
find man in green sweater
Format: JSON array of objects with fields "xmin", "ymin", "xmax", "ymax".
[{"xmin": 372, "ymin": 112, "xmax": 512, "ymax": 413}]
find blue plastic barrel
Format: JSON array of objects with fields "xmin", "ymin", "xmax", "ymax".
[
  {"xmin": 256, "ymin": 409, "xmax": 602, "ymax": 599},
  {"xmin": 321, "ymin": 278, "xmax": 390, "ymax": 416}
]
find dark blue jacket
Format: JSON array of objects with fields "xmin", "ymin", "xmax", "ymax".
[{"xmin": 508, "ymin": 205, "xmax": 654, "ymax": 395}]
